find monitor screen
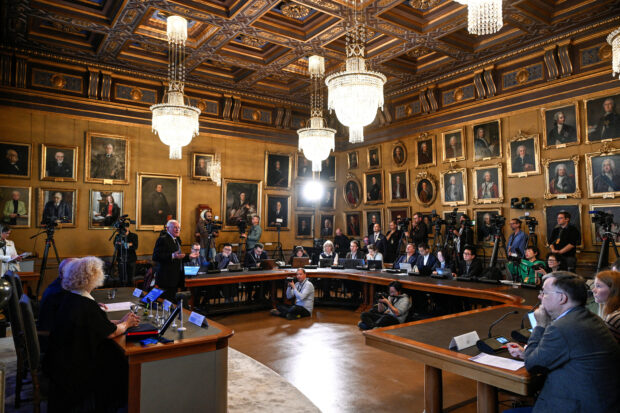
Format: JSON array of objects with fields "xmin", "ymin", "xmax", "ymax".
[
  {"xmin": 184, "ymin": 266, "xmax": 200, "ymax": 276},
  {"xmin": 141, "ymin": 288, "xmax": 164, "ymax": 304}
]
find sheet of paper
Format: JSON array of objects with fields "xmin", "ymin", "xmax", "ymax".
[
  {"xmin": 469, "ymin": 353, "xmax": 525, "ymax": 371},
  {"xmin": 104, "ymin": 301, "xmax": 133, "ymax": 312}
]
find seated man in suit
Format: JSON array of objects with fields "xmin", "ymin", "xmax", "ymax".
[
  {"xmin": 393, "ymin": 243, "xmax": 418, "ymax": 269},
  {"xmin": 187, "ymin": 242, "xmax": 209, "ymax": 267},
  {"xmin": 214, "ymin": 243, "xmax": 239, "ymax": 269},
  {"xmin": 507, "ymin": 272, "xmax": 620, "ymax": 412},
  {"xmin": 244, "ymin": 242, "xmax": 268, "ymax": 267},
  {"xmin": 346, "ymin": 240, "xmax": 365, "ymax": 260},
  {"xmin": 152, "ymin": 220, "xmax": 186, "ymax": 301},
  {"xmin": 454, "ymin": 245, "xmax": 482, "ymax": 279},
  {"xmin": 414, "ymin": 242, "xmax": 437, "ymax": 275}
]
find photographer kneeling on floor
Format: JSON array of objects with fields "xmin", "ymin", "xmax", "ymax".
[
  {"xmin": 270, "ymin": 268, "xmax": 314, "ymax": 320},
  {"xmin": 358, "ymin": 281, "xmax": 411, "ymax": 330}
]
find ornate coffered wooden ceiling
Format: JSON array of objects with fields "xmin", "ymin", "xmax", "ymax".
[{"xmin": 2, "ymin": 0, "xmax": 619, "ymax": 105}]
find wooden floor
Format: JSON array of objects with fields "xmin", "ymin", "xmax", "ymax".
[{"xmin": 211, "ymin": 307, "xmax": 482, "ymax": 413}]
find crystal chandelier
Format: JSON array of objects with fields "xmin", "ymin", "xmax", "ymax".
[
  {"xmin": 325, "ymin": 1, "xmax": 386, "ymax": 144},
  {"xmin": 298, "ymin": 55, "xmax": 336, "ymax": 172},
  {"xmin": 208, "ymin": 153, "xmax": 222, "ymax": 186},
  {"xmin": 608, "ymin": 28, "xmax": 620, "ymax": 78},
  {"xmin": 150, "ymin": 16, "xmax": 201, "ymax": 160},
  {"xmin": 454, "ymin": 0, "xmax": 503, "ymax": 36}
]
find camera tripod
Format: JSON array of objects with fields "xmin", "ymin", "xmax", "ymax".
[
  {"xmin": 527, "ymin": 225, "xmax": 538, "ymax": 248},
  {"xmin": 596, "ymin": 228, "xmax": 620, "ymax": 272},
  {"xmin": 109, "ymin": 230, "xmax": 128, "ymax": 286},
  {"xmin": 431, "ymin": 222, "xmax": 445, "ymax": 253},
  {"xmin": 31, "ymin": 226, "xmax": 61, "ymax": 299},
  {"xmin": 489, "ymin": 230, "xmax": 507, "ymax": 269},
  {"xmin": 272, "ymin": 224, "xmax": 284, "ymax": 261}
]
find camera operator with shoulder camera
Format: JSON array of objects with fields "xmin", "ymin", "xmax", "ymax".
[
  {"xmin": 195, "ymin": 210, "xmax": 220, "ymax": 261},
  {"xmin": 358, "ymin": 281, "xmax": 411, "ymax": 330},
  {"xmin": 452, "ymin": 214, "xmax": 474, "ymax": 257},
  {"xmin": 113, "ymin": 215, "xmax": 138, "ymax": 286},
  {"xmin": 507, "ymin": 246, "xmax": 545, "ymax": 285}
]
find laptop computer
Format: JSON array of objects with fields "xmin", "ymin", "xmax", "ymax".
[
  {"xmin": 367, "ymin": 260, "xmax": 383, "ymax": 270},
  {"xmin": 319, "ymin": 258, "xmax": 334, "ymax": 268},
  {"xmin": 431, "ymin": 268, "xmax": 452, "ymax": 279},
  {"xmin": 340, "ymin": 258, "xmax": 364, "ymax": 269},
  {"xmin": 260, "ymin": 259, "xmax": 277, "ymax": 270},
  {"xmin": 292, "ymin": 257, "xmax": 310, "ymax": 268},
  {"xmin": 184, "ymin": 266, "xmax": 200, "ymax": 277}
]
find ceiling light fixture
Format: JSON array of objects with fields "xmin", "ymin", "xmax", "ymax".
[
  {"xmin": 608, "ymin": 28, "xmax": 620, "ymax": 78},
  {"xmin": 281, "ymin": 1, "xmax": 311, "ymax": 20},
  {"xmin": 325, "ymin": 0, "xmax": 386, "ymax": 144},
  {"xmin": 454, "ymin": 0, "xmax": 503, "ymax": 36},
  {"xmin": 150, "ymin": 16, "xmax": 200, "ymax": 160},
  {"xmin": 297, "ymin": 55, "xmax": 336, "ymax": 172}
]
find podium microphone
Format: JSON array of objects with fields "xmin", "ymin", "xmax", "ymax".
[{"xmin": 477, "ymin": 310, "xmax": 519, "ymax": 354}]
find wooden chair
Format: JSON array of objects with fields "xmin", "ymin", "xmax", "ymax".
[
  {"xmin": 19, "ymin": 294, "xmax": 43, "ymax": 413},
  {"xmin": 2, "ymin": 271, "xmax": 27, "ymax": 408}
]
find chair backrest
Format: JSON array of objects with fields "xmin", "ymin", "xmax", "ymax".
[
  {"xmin": 2, "ymin": 271, "xmax": 25, "ymax": 345},
  {"xmin": 19, "ymin": 294, "xmax": 40, "ymax": 370},
  {"xmin": 3, "ymin": 271, "xmax": 24, "ymax": 301}
]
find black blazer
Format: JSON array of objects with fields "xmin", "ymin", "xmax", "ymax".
[
  {"xmin": 456, "ymin": 258, "xmax": 482, "ymax": 278},
  {"xmin": 152, "ymin": 233, "xmax": 184, "ymax": 289},
  {"xmin": 244, "ymin": 250, "xmax": 268, "ymax": 267},
  {"xmin": 370, "ymin": 232, "xmax": 387, "ymax": 255}
]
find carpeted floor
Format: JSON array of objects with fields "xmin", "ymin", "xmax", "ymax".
[{"xmin": 0, "ymin": 337, "xmax": 320, "ymax": 413}]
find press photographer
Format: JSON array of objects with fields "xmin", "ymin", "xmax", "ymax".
[
  {"xmin": 112, "ymin": 215, "xmax": 138, "ymax": 286},
  {"xmin": 506, "ymin": 246, "xmax": 545, "ymax": 285},
  {"xmin": 358, "ymin": 281, "xmax": 411, "ymax": 330},
  {"xmin": 451, "ymin": 213, "xmax": 474, "ymax": 257},
  {"xmin": 195, "ymin": 210, "xmax": 221, "ymax": 260},
  {"xmin": 405, "ymin": 212, "xmax": 428, "ymax": 246}
]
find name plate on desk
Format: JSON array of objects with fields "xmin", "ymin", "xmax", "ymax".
[
  {"xmin": 133, "ymin": 288, "xmax": 143, "ymax": 298},
  {"xmin": 162, "ymin": 299, "xmax": 172, "ymax": 311},
  {"xmin": 449, "ymin": 331, "xmax": 480, "ymax": 351},
  {"xmin": 188, "ymin": 312, "xmax": 207, "ymax": 327}
]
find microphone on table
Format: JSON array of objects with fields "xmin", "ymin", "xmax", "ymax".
[{"xmin": 476, "ymin": 310, "xmax": 519, "ymax": 354}]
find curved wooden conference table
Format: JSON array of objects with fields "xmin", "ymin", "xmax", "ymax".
[{"xmin": 186, "ymin": 268, "xmax": 540, "ymax": 413}]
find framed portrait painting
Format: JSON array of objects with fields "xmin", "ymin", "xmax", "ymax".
[
  {"xmin": 365, "ymin": 210, "xmax": 383, "ymax": 236},
  {"xmin": 541, "ymin": 103, "xmax": 580, "ymax": 148},
  {"xmin": 89, "ymin": 190, "xmax": 124, "ymax": 229},
  {"xmin": 473, "ymin": 120, "xmax": 501, "ymax": 161},
  {"xmin": 265, "ymin": 194, "xmax": 290, "ymax": 231},
  {"xmin": 442, "ymin": 128, "xmax": 465, "ymax": 162},
  {"xmin": 0, "ymin": 142, "xmax": 30, "ymax": 179},
  {"xmin": 296, "ymin": 214, "xmax": 314, "ymax": 239},
  {"xmin": 585, "ymin": 94, "xmax": 620, "ymax": 143},
  {"xmin": 392, "ymin": 141, "xmax": 407, "ymax": 167},
  {"xmin": 41, "ymin": 144, "xmax": 78, "ymax": 182},
  {"xmin": 320, "ymin": 186, "xmax": 336, "ymax": 210},
  {"xmin": 38, "ymin": 188, "xmax": 78, "ymax": 227},
  {"xmin": 475, "ymin": 208, "xmax": 502, "ymax": 246},
  {"xmin": 348, "ymin": 151, "xmax": 359, "ymax": 170},
  {"xmin": 222, "ymin": 178, "xmax": 261, "ymax": 230},
  {"xmin": 344, "ymin": 211, "xmax": 362, "ymax": 237},
  {"xmin": 440, "ymin": 168, "xmax": 467, "ymax": 206},
  {"xmin": 543, "ymin": 204, "xmax": 582, "ymax": 247},
  {"xmin": 295, "ymin": 185, "xmax": 316, "ymax": 210},
  {"xmin": 364, "ymin": 170, "xmax": 384, "ymax": 205},
  {"xmin": 542, "ymin": 156, "xmax": 580, "ymax": 199},
  {"xmin": 192, "ymin": 153, "xmax": 214, "ymax": 180},
  {"xmin": 319, "ymin": 155, "xmax": 336, "ymax": 181},
  {"xmin": 264, "ymin": 151, "xmax": 292, "ymax": 189},
  {"xmin": 319, "ymin": 214, "xmax": 335, "ymax": 237},
  {"xmin": 415, "ymin": 133, "xmax": 435, "ymax": 167},
  {"xmin": 389, "ymin": 170, "xmax": 409, "ymax": 202},
  {"xmin": 388, "ymin": 207, "xmax": 410, "ymax": 225},
  {"xmin": 507, "ymin": 132, "xmax": 540, "ymax": 177},
  {"xmin": 472, "ymin": 163, "xmax": 503, "ymax": 204},
  {"xmin": 296, "ymin": 154, "xmax": 313, "ymax": 179},
  {"xmin": 413, "ymin": 172, "xmax": 437, "ymax": 207},
  {"xmin": 0, "ymin": 186, "xmax": 31, "ymax": 227},
  {"xmin": 367, "ymin": 146, "xmax": 381, "ymax": 169},
  {"xmin": 443, "ymin": 209, "xmax": 468, "ymax": 225},
  {"xmin": 590, "ymin": 204, "xmax": 620, "ymax": 245},
  {"xmin": 137, "ymin": 173, "xmax": 181, "ymax": 230},
  {"xmin": 343, "ymin": 174, "xmax": 362, "ymax": 209},
  {"xmin": 85, "ymin": 132, "xmax": 129, "ymax": 184},
  {"xmin": 585, "ymin": 146, "xmax": 620, "ymax": 198}
]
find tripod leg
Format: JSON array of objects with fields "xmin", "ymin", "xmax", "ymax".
[
  {"xmin": 35, "ymin": 241, "xmax": 52, "ymax": 299},
  {"xmin": 597, "ymin": 237, "xmax": 611, "ymax": 273}
]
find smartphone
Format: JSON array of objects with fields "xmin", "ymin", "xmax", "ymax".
[{"xmin": 527, "ymin": 311, "xmax": 537, "ymax": 330}]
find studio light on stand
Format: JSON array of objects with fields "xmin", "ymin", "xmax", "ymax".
[{"xmin": 303, "ymin": 179, "xmax": 324, "ymax": 202}]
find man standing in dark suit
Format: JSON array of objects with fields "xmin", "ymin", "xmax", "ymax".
[
  {"xmin": 370, "ymin": 223, "xmax": 387, "ymax": 255},
  {"xmin": 507, "ymin": 272, "xmax": 620, "ymax": 412},
  {"xmin": 454, "ymin": 246, "xmax": 482, "ymax": 279},
  {"xmin": 152, "ymin": 220, "xmax": 185, "ymax": 301}
]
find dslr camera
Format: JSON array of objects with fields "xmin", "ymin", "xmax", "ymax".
[
  {"xmin": 286, "ymin": 277, "xmax": 295, "ymax": 284},
  {"xmin": 376, "ymin": 292, "xmax": 389, "ymax": 300}
]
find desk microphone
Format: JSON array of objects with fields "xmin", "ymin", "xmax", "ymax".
[{"xmin": 476, "ymin": 310, "xmax": 519, "ymax": 354}]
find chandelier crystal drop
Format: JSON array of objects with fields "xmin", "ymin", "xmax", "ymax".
[
  {"xmin": 608, "ymin": 28, "xmax": 620, "ymax": 78},
  {"xmin": 325, "ymin": 2, "xmax": 386, "ymax": 144},
  {"xmin": 454, "ymin": 0, "xmax": 503, "ymax": 36},
  {"xmin": 209, "ymin": 153, "xmax": 222, "ymax": 186},
  {"xmin": 297, "ymin": 55, "xmax": 336, "ymax": 172},
  {"xmin": 150, "ymin": 16, "xmax": 200, "ymax": 160}
]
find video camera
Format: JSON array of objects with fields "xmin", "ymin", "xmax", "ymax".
[
  {"xmin": 590, "ymin": 210, "xmax": 615, "ymax": 229},
  {"xmin": 489, "ymin": 214, "xmax": 506, "ymax": 235},
  {"xmin": 520, "ymin": 214, "xmax": 539, "ymax": 232},
  {"xmin": 113, "ymin": 215, "xmax": 136, "ymax": 232},
  {"xmin": 397, "ymin": 217, "xmax": 411, "ymax": 232},
  {"xmin": 202, "ymin": 218, "xmax": 222, "ymax": 234},
  {"xmin": 40, "ymin": 216, "xmax": 62, "ymax": 229}
]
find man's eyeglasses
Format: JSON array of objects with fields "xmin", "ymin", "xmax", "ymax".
[{"xmin": 539, "ymin": 289, "xmax": 564, "ymax": 297}]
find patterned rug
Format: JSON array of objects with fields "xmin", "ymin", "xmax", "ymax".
[{"xmin": 0, "ymin": 337, "xmax": 320, "ymax": 412}]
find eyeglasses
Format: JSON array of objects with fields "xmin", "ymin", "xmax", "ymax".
[{"xmin": 539, "ymin": 289, "xmax": 564, "ymax": 297}]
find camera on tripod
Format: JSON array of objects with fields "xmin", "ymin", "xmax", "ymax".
[
  {"xmin": 236, "ymin": 218, "xmax": 247, "ymax": 234},
  {"xmin": 590, "ymin": 210, "xmax": 615, "ymax": 228},
  {"xmin": 489, "ymin": 215, "xmax": 506, "ymax": 235},
  {"xmin": 113, "ymin": 215, "xmax": 136, "ymax": 233},
  {"xmin": 397, "ymin": 217, "xmax": 411, "ymax": 231},
  {"xmin": 520, "ymin": 214, "xmax": 539, "ymax": 232},
  {"xmin": 203, "ymin": 219, "xmax": 222, "ymax": 234},
  {"xmin": 40, "ymin": 216, "xmax": 61, "ymax": 230}
]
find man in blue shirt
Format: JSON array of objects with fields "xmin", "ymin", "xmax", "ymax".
[
  {"xmin": 507, "ymin": 218, "xmax": 527, "ymax": 258},
  {"xmin": 270, "ymin": 268, "xmax": 314, "ymax": 320}
]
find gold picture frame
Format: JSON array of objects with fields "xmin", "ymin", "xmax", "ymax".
[
  {"xmin": 264, "ymin": 151, "xmax": 293, "ymax": 190},
  {"xmin": 440, "ymin": 167, "xmax": 467, "ymax": 206},
  {"xmin": 585, "ymin": 143, "xmax": 620, "ymax": 199},
  {"xmin": 474, "ymin": 207, "xmax": 502, "ymax": 246},
  {"xmin": 542, "ymin": 155, "xmax": 581, "ymax": 199},
  {"xmin": 364, "ymin": 209, "xmax": 384, "ymax": 235},
  {"xmin": 506, "ymin": 131, "xmax": 541, "ymax": 178},
  {"xmin": 136, "ymin": 173, "xmax": 181, "ymax": 230},
  {"xmin": 541, "ymin": 102, "xmax": 580, "ymax": 149},
  {"xmin": 295, "ymin": 213, "xmax": 314, "ymax": 239},
  {"xmin": 363, "ymin": 170, "xmax": 384, "ymax": 205},
  {"xmin": 0, "ymin": 141, "xmax": 31, "ymax": 179},
  {"xmin": 343, "ymin": 173, "xmax": 362, "ymax": 209},
  {"xmin": 585, "ymin": 94, "xmax": 620, "ymax": 143},
  {"xmin": 343, "ymin": 211, "xmax": 363, "ymax": 237},
  {"xmin": 442, "ymin": 128, "xmax": 466, "ymax": 162},
  {"xmin": 347, "ymin": 151, "xmax": 359, "ymax": 170},
  {"xmin": 85, "ymin": 132, "xmax": 130, "ymax": 185},
  {"xmin": 543, "ymin": 204, "xmax": 583, "ymax": 248},
  {"xmin": 265, "ymin": 193, "xmax": 291, "ymax": 231},
  {"xmin": 413, "ymin": 171, "xmax": 437, "ymax": 207},
  {"xmin": 40, "ymin": 144, "xmax": 78, "ymax": 182},
  {"xmin": 191, "ymin": 152, "xmax": 214, "ymax": 181},
  {"xmin": 38, "ymin": 187, "xmax": 78, "ymax": 228},
  {"xmin": 222, "ymin": 178, "xmax": 262, "ymax": 230},
  {"xmin": 472, "ymin": 163, "xmax": 504, "ymax": 204},
  {"xmin": 89, "ymin": 190, "xmax": 124, "ymax": 230},
  {"xmin": 0, "ymin": 186, "xmax": 32, "ymax": 228},
  {"xmin": 415, "ymin": 132, "xmax": 436, "ymax": 167},
  {"xmin": 388, "ymin": 170, "xmax": 410, "ymax": 202},
  {"xmin": 392, "ymin": 141, "xmax": 407, "ymax": 167},
  {"xmin": 367, "ymin": 146, "xmax": 381, "ymax": 169},
  {"xmin": 473, "ymin": 120, "xmax": 502, "ymax": 161}
]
